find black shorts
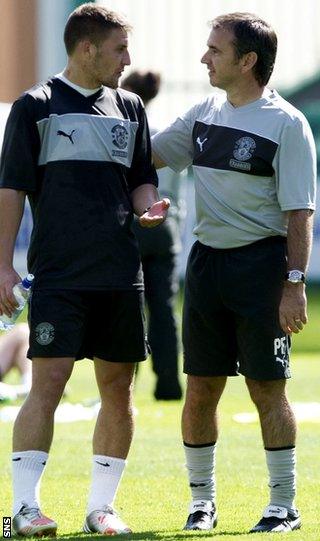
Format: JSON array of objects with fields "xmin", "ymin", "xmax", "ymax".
[
  {"xmin": 183, "ymin": 238, "xmax": 291, "ymax": 380},
  {"xmin": 28, "ymin": 289, "xmax": 148, "ymax": 362}
]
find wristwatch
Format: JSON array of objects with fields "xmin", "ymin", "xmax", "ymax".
[{"xmin": 285, "ymin": 270, "xmax": 305, "ymax": 283}]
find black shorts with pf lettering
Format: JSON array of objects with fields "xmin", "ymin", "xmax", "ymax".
[
  {"xmin": 183, "ymin": 238, "xmax": 291, "ymax": 380},
  {"xmin": 28, "ymin": 289, "xmax": 148, "ymax": 362}
]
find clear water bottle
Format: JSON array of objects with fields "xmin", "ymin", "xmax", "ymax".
[{"xmin": 0, "ymin": 274, "xmax": 34, "ymax": 331}]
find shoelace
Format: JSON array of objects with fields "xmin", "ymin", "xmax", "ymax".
[
  {"xmin": 20, "ymin": 507, "xmax": 42, "ymax": 520},
  {"xmin": 261, "ymin": 516, "xmax": 289, "ymax": 525},
  {"xmin": 191, "ymin": 510, "xmax": 211, "ymax": 521}
]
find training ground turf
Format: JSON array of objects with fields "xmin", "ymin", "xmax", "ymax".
[{"xmin": 1, "ymin": 286, "xmax": 319, "ymax": 540}]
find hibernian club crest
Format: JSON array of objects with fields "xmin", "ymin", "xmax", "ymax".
[
  {"xmin": 111, "ymin": 124, "xmax": 129, "ymax": 149},
  {"xmin": 233, "ymin": 136, "xmax": 256, "ymax": 161},
  {"xmin": 35, "ymin": 322, "xmax": 55, "ymax": 345}
]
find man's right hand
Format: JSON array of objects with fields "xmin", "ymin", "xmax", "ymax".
[
  {"xmin": 279, "ymin": 282, "xmax": 307, "ymax": 334},
  {"xmin": 0, "ymin": 267, "xmax": 22, "ymax": 317}
]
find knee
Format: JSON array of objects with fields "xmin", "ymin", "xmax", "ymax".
[
  {"xmin": 111, "ymin": 375, "xmax": 134, "ymax": 398},
  {"xmin": 99, "ymin": 369, "xmax": 135, "ymax": 402},
  {"xmin": 246, "ymin": 379, "xmax": 286, "ymax": 410},
  {"xmin": 32, "ymin": 365, "xmax": 71, "ymax": 402},
  {"xmin": 99, "ymin": 378, "xmax": 134, "ymax": 419},
  {"xmin": 186, "ymin": 376, "xmax": 225, "ymax": 408},
  {"xmin": 49, "ymin": 366, "xmax": 72, "ymax": 388}
]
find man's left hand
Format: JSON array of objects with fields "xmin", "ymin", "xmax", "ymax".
[
  {"xmin": 139, "ymin": 198, "xmax": 170, "ymax": 228},
  {"xmin": 279, "ymin": 283, "xmax": 307, "ymax": 334}
]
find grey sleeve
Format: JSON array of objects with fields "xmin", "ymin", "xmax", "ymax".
[
  {"xmin": 275, "ymin": 115, "xmax": 317, "ymax": 211},
  {"xmin": 152, "ymin": 106, "xmax": 196, "ymax": 172}
]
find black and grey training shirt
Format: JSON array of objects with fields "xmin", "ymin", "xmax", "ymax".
[
  {"xmin": 0, "ymin": 77, "xmax": 158, "ymax": 290},
  {"xmin": 153, "ymin": 89, "xmax": 316, "ymax": 249}
]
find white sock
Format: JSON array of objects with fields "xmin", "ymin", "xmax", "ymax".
[
  {"xmin": 183, "ymin": 442, "xmax": 216, "ymax": 504},
  {"xmin": 266, "ymin": 447, "xmax": 296, "ymax": 511},
  {"xmin": 12, "ymin": 450, "xmax": 48, "ymax": 515},
  {"xmin": 87, "ymin": 455, "xmax": 126, "ymax": 515}
]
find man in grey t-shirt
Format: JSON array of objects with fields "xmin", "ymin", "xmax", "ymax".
[{"xmin": 153, "ymin": 12, "xmax": 316, "ymax": 534}]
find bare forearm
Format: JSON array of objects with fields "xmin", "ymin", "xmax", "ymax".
[
  {"xmin": 0, "ymin": 188, "xmax": 26, "ymax": 269},
  {"xmin": 286, "ymin": 209, "xmax": 314, "ymax": 273},
  {"xmin": 279, "ymin": 209, "xmax": 314, "ymax": 334},
  {"xmin": 131, "ymin": 184, "xmax": 160, "ymax": 216}
]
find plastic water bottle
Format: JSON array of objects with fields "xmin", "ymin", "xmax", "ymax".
[{"xmin": 0, "ymin": 274, "xmax": 34, "ymax": 331}]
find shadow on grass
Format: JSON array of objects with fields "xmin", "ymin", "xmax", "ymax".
[{"xmin": 58, "ymin": 529, "xmax": 252, "ymax": 540}]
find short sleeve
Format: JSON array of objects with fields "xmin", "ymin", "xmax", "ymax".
[
  {"xmin": 126, "ymin": 102, "xmax": 158, "ymax": 193},
  {"xmin": 275, "ymin": 115, "xmax": 317, "ymax": 211},
  {"xmin": 0, "ymin": 94, "xmax": 40, "ymax": 192},
  {"xmin": 152, "ymin": 105, "xmax": 197, "ymax": 172}
]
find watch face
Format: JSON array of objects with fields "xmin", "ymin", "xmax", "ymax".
[{"xmin": 288, "ymin": 270, "xmax": 304, "ymax": 283}]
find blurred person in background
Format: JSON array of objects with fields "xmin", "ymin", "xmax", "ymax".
[
  {"xmin": 0, "ymin": 323, "xmax": 31, "ymax": 402},
  {"xmin": 153, "ymin": 12, "xmax": 316, "ymax": 534},
  {"xmin": 0, "ymin": 3, "xmax": 169, "ymax": 537},
  {"xmin": 122, "ymin": 70, "xmax": 182, "ymax": 401}
]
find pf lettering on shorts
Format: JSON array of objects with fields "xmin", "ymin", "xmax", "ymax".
[
  {"xmin": 274, "ymin": 337, "xmax": 287, "ymax": 356},
  {"xmin": 2, "ymin": 517, "xmax": 11, "ymax": 538}
]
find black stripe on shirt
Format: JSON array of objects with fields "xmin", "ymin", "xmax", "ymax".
[{"xmin": 192, "ymin": 121, "xmax": 278, "ymax": 177}]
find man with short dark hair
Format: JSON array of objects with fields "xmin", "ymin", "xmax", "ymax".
[
  {"xmin": 153, "ymin": 12, "xmax": 316, "ymax": 534},
  {"xmin": 0, "ymin": 3, "xmax": 169, "ymax": 536}
]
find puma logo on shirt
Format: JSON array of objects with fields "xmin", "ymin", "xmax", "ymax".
[
  {"xmin": 57, "ymin": 129, "xmax": 76, "ymax": 144},
  {"xmin": 196, "ymin": 136, "xmax": 208, "ymax": 152}
]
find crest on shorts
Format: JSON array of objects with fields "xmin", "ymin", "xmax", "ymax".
[
  {"xmin": 35, "ymin": 322, "xmax": 55, "ymax": 345},
  {"xmin": 111, "ymin": 124, "xmax": 129, "ymax": 149},
  {"xmin": 233, "ymin": 136, "xmax": 256, "ymax": 161}
]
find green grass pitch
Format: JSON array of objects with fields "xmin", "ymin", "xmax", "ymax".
[{"xmin": 0, "ymin": 286, "xmax": 319, "ymax": 540}]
